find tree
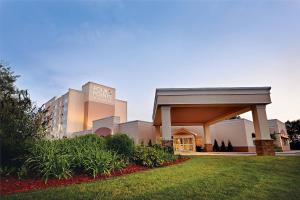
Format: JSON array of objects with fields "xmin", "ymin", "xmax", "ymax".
[
  {"xmin": 148, "ymin": 139, "xmax": 152, "ymax": 147},
  {"xmin": 0, "ymin": 62, "xmax": 48, "ymax": 167},
  {"xmin": 213, "ymin": 139, "xmax": 219, "ymax": 152},
  {"xmin": 285, "ymin": 120, "xmax": 300, "ymax": 150},
  {"xmin": 227, "ymin": 140, "xmax": 233, "ymax": 152},
  {"xmin": 285, "ymin": 120, "xmax": 300, "ymax": 141},
  {"xmin": 220, "ymin": 141, "xmax": 226, "ymax": 152}
]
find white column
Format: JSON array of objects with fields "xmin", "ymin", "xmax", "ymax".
[
  {"xmin": 203, "ymin": 124, "xmax": 212, "ymax": 144},
  {"xmin": 251, "ymin": 105, "xmax": 271, "ymax": 140},
  {"xmin": 161, "ymin": 106, "xmax": 172, "ymax": 141}
]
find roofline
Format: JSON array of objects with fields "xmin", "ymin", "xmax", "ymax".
[
  {"xmin": 118, "ymin": 120, "xmax": 152, "ymax": 125},
  {"xmin": 82, "ymin": 81, "xmax": 115, "ymax": 90},
  {"xmin": 115, "ymin": 99, "xmax": 127, "ymax": 103},
  {"xmin": 156, "ymin": 86, "xmax": 271, "ymax": 92}
]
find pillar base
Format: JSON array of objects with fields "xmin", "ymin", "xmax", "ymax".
[
  {"xmin": 255, "ymin": 140, "xmax": 275, "ymax": 156},
  {"xmin": 162, "ymin": 140, "xmax": 173, "ymax": 147},
  {"xmin": 204, "ymin": 144, "xmax": 213, "ymax": 152}
]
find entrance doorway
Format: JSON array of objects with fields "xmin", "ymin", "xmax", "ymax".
[
  {"xmin": 173, "ymin": 137, "xmax": 194, "ymax": 151},
  {"xmin": 172, "ymin": 128, "xmax": 196, "ymax": 152}
]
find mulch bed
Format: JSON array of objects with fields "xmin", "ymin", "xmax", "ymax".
[{"xmin": 0, "ymin": 157, "xmax": 189, "ymax": 195}]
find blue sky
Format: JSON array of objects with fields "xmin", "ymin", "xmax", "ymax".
[{"xmin": 1, "ymin": 0, "xmax": 299, "ymax": 121}]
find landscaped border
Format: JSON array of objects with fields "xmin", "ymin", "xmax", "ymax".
[{"xmin": 1, "ymin": 158, "xmax": 189, "ymax": 195}]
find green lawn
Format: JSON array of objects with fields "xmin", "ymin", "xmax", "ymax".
[{"xmin": 3, "ymin": 156, "xmax": 300, "ymax": 200}]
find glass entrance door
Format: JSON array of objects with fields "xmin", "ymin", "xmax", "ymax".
[{"xmin": 173, "ymin": 137, "xmax": 194, "ymax": 151}]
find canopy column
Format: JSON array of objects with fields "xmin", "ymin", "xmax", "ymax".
[
  {"xmin": 251, "ymin": 105, "xmax": 275, "ymax": 156},
  {"xmin": 203, "ymin": 124, "xmax": 213, "ymax": 152},
  {"xmin": 161, "ymin": 106, "xmax": 172, "ymax": 147}
]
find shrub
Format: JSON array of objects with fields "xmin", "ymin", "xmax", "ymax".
[
  {"xmin": 196, "ymin": 146, "xmax": 203, "ymax": 152},
  {"xmin": 162, "ymin": 145, "xmax": 174, "ymax": 154},
  {"xmin": 25, "ymin": 140, "xmax": 72, "ymax": 182},
  {"xmin": 213, "ymin": 140, "xmax": 220, "ymax": 152},
  {"xmin": 290, "ymin": 140, "xmax": 300, "ymax": 150},
  {"xmin": 82, "ymin": 149, "xmax": 125, "ymax": 178},
  {"xmin": 0, "ymin": 166, "xmax": 16, "ymax": 177},
  {"xmin": 152, "ymin": 144, "xmax": 161, "ymax": 149},
  {"xmin": 220, "ymin": 141, "xmax": 226, "ymax": 152},
  {"xmin": 106, "ymin": 134, "xmax": 134, "ymax": 158},
  {"xmin": 132, "ymin": 146, "xmax": 176, "ymax": 168},
  {"xmin": 227, "ymin": 140, "xmax": 233, "ymax": 152},
  {"xmin": 64, "ymin": 134, "xmax": 107, "ymax": 172},
  {"xmin": 24, "ymin": 134, "xmax": 126, "ymax": 181}
]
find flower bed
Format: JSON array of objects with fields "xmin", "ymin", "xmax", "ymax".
[{"xmin": 0, "ymin": 158, "xmax": 189, "ymax": 195}]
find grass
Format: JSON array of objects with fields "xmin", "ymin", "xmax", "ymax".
[{"xmin": 3, "ymin": 156, "xmax": 300, "ymax": 200}]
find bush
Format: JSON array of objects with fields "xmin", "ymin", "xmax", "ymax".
[
  {"xmin": 82, "ymin": 149, "xmax": 125, "ymax": 178},
  {"xmin": 24, "ymin": 134, "xmax": 126, "ymax": 181},
  {"xmin": 290, "ymin": 140, "xmax": 300, "ymax": 150},
  {"xmin": 196, "ymin": 146, "xmax": 203, "ymax": 152},
  {"xmin": 220, "ymin": 141, "xmax": 226, "ymax": 152},
  {"xmin": 63, "ymin": 134, "xmax": 107, "ymax": 173},
  {"xmin": 106, "ymin": 134, "xmax": 134, "ymax": 158},
  {"xmin": 227, "ymin": 140, "xmax": 233, "ymax": 152},
  {"xmin": 213, "ymin": 140, "xmax": 220, "ymax": 152},
  {"xmin": 132, "ymin": 146, "xmax": 176, "ymax": 168},
  {"xmin": 25, "ymin": 140, "xmax": 72, "ymax": 182}
]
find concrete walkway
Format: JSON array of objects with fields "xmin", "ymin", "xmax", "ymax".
[{"xmin": 175, "ymin": 150, "xmax": 300, "ymax": 156}]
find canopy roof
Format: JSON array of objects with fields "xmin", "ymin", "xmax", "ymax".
[{"xmin": 152, "ymin": 87, "xmax": 271, "ymax": 126}]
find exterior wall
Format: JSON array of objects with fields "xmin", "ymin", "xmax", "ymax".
[
  {"xmin": 84, "ymin": 101, "xmax": 115, "ymax": 130},
  {"xmin": 118, "ymin": 121, "xmax": 139, "ymax": 144},
  {"xmin": 115, "ymin": 99, "xmax": 127, "ymax": 123},
  {"xmin": 66, "ymin": 89, "xmax": 84, "ymax": 135},
  {"xmin": 82, "ymin": 82, "xmax": 116, "ymax": 105},
  {"xmin": 92, "ymin": 116, "xmax": 120, "ymax": 135},
  {"xmin": 157, "ymin": 119, "xmax": 255, "ymax": 152},
  {"xmin": 44, "ymin": 92, "xmax": 68, "ymax": 138},
  {"xmin": 203, "ymin": 119, "xmax": 255, "ymax": 152},
  {"xmin": 117, "ymin": 121, "xmax": 155, "ymax": 144},
  {"xmin": 243, "ymin": 119, "xmax": 256, "ymax": 152},
  {"xmin": 137, "ymin": 121, "xmax": 156, "ymax": 144},
  {"xmin": 157, "ymin": 119, "xmax": 256, "ymax": 152},
  {"xmin": 268, "ymin": 119, "xmax": 290, "ymax": 151},
  {"xmin": 82, "ymin": 82, "xmax": 116, "ymax": 130}
]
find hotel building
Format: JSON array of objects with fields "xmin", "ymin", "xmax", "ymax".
[
  {"xmin": 44, "ymin": 82, "xmax": 290, "ymax": 155},
  {"xmin": 44, "ymin": 82, "xmax": 127, "ymax": 138}
]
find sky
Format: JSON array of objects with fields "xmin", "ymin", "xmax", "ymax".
[{"xmin": 0, "ymin": 0, "xmax": 299, "ymax": 122}]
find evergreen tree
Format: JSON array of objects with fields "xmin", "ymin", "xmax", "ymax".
[
  {"xmin": 227, "ymin": 140, "xmax": 233, "ymax": 152},
  {"xmin": 213, "ymin": 139, "xmax": 219, "ymax": 152},
  {"xmin": 220, "ymin": 141, "xmax": 226, "ymax": 152},
  {"xmin": 148, "ymin": 139, "xmax": 152, "ymax": 147}
]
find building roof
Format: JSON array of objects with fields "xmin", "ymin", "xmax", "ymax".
[{"xmin": 152, "ymin": 87, "xmax": 272, "ymax": 125}]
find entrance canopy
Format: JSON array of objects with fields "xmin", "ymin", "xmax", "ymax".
[
  {"xmin": 153, "ymin": 87, "xmax": 271, "ymax": 126},
  {"xmin": 152, "ymin": 87, "xmax": 274, "ymax": 155}
]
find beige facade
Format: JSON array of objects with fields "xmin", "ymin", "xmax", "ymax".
[
  {"xmin": 44, "ymin": 82, "xmax": 127, "ymax": 138},
  {"xmin": 268, "ymin": 119, "xmax": 290, "ymax": 151}
]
